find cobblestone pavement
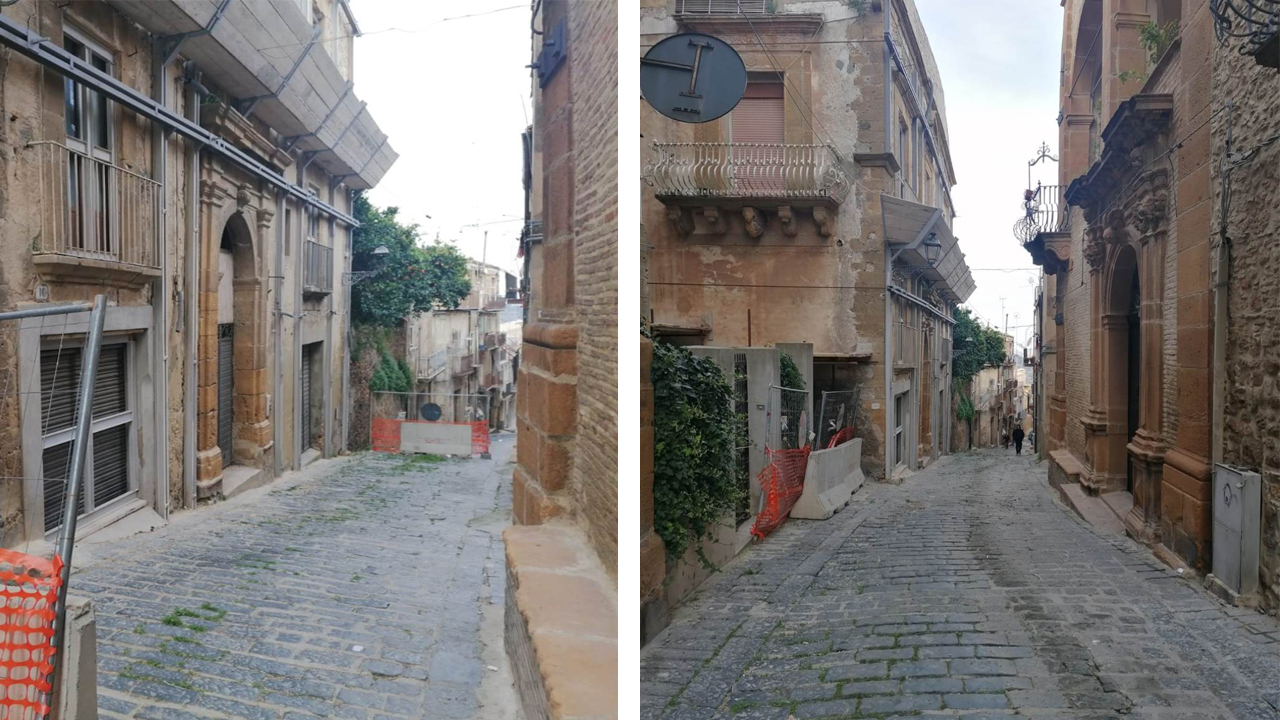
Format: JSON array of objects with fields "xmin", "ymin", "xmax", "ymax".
[
  {"xmin": 74, "ymin": 435, "xmax": 519, "ymax": 720},
  {"xmin": 641, "ymin": 449, "xmax": 1280, "ymax": 720}
]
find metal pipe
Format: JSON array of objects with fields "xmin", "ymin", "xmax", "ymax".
[
  {"xmin": 0, "ymin": 302, "xmax": 91, "ymax": 322},
  {"xmin": 274, "ymin": 189, "xmax": 285, "ymax": 477},
  {"xmin": 152, "ymin": 37, "xmax": 171, "ymax": 521},
  {"xmin": 341, "ymin": 190, "xmax": 354, "ymax": 453},
  {"xmin": 48, "ymin": 294, "xmax": 107, "ymax": 706}
]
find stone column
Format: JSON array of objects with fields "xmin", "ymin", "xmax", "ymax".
[
  {"xmin": 195, "ymin": 182, "xmax": 225, "ymax": 497},
  {"xmin": 1050, "ymin": 267, "xmax": 1068, "ymax": 452},
  {"xmin": 1103, "ymin": 2, "xmax": 1151, "ymax": 120},
  {"xmin": 1081, "ymin": 226, "xmax": 1109, "ymax": 490}
]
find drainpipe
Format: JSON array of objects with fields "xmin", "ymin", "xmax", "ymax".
[
  {"xmin": 882, "ymin": 0, "xmax": 894, "ymax": 478},
  {"xmin": 273, "ymin": 188, "xmax": 284, "ymax": 477},
  {"xmin": 150, "ymin": 40, "xmax": 170, "ymax": 519},
  {"xmin": 341, "ymin": 189, "xmax": 354, "ymax": 453},
  {"xmin": 182, "ymin": 67, "xmax": 201, "ymax": 508},
  {"xmin": 1211, "ymin": 234, "xmax": 1230, "ymax": 466},
  {"xmin": 294, "ymin": 156, "xmax": 313, "ymax": 470}
]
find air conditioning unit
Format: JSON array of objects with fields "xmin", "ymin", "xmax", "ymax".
[{"xmin": 1212, "ymin": 463, "xmax": 1261, "ymax": 597}]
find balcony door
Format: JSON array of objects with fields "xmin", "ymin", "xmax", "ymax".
[
  {"xmin": 63, "ymin": 29, "xmax": 116, "ymax": 259},
  {"xmin": 730, "ymin": 79, "xmax": 785, "ymax": 195}
]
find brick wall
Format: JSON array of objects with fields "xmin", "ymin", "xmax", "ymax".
[
  {"xmin": 514, "ymin": 0, "xmax": 617, "ymax": 579},
  {"xmin": 1064, "ymin": 216, "xmax": 1091, "ymax": 462}
]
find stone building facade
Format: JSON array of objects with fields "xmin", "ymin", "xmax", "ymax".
[
  {"xmin": 1025, "ymin": 0, "xmax": 1280, "ymax": 609},
  {"xmin": 503, "ymin": 1, "xmax": 618, "ymax": 718},
  {"xmin": 641, "ymin": 0, "xmax": 974, "ymax": 480},
  {"xmin": 0, "ymin": 0, "xmax": 392, "ymax": 549}
]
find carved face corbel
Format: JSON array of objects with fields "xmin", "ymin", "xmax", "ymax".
[
  {"xmin": 1132, "ymin": 193, "xmax": 1168, "ymax": 241},
  {"xmin": 742, "ymin": 207, "xmax": 765, "ymax": 239},
  {"xmin": 1083, "ymin": 225, "xmax": 1107, "ymax": 273},
  {"xmin": 701, "ymin": 206, "xmax": 728, "ymax": 235},
  {"xmin": 776, "ymin": 205, "xmax": 799, "ymax": 237},
  {"xmin": 666, "ymin": 206, "xmax": 694, "ymax": 238},
  {"xmin": 812, "ymin": 206, "xmax": 834, "ymax": 237}
]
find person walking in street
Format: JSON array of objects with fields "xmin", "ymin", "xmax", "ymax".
[{"xmin": 1012, "ymin": 425, "xmax": 1025, "ymax": 456}]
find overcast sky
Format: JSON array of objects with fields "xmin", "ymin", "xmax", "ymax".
[
  {"xmin": 916, "ymin": 0, "xmax": 1062, "ymax": 355},
  {"xmin": 356, "ymin": 1, "xmax": 530, "ymax": 276}
]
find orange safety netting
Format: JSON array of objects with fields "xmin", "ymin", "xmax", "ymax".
[
  {"xmin": 0, "ymin": 549, "xmax": 61, "ymax": 720},
  {"xmin": 371, "ymin": 418, "xmax": 490, "ymax": 457},
  {"xmin": 826, "ymin": 426, "xmax": 858, "ymax": 450},
  {"xmin": 750, "ymin": 446, "xmax": 812, "ymax": 540}
]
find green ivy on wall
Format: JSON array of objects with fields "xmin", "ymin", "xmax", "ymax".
[
  {"xmin": 647, "ymin": 324, "xmax": 743, "ymax": 568},
  {"xmin": 780, "ymin": 352, "xmax": 806, "ymax": 391}
]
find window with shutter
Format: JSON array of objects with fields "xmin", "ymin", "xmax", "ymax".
[
  {"xmin": 731, "ymin": 80, "xmax": 785, "ymax": 194},
  {"xmin": 39, "ymin": 341, "xmax": 134, "ymax": 533}
]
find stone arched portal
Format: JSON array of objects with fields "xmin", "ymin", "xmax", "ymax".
[{"xmin": 196, "ymin": 183, "xmax": 271, "ymax": 498}]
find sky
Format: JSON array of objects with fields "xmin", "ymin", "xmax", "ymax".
[
  {"xmin": 915, "ymin": 0, "xmax": 1063, "ymax": 357},
  {"xmin": 355, "ymin": 1, "xmax": 531, "ymax": 277}
]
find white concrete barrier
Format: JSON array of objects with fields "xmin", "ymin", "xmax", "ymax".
[{"xmin": 790, "ymin": 439, "xmax": 865, "ymax": 520}]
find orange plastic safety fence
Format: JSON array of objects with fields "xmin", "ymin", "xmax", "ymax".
[
  {"xmin": 826, "ymin": 426, "xmax": 858, "ymax": 450},
  {"xmin": 0, "ymin": 549, "xmax": 62, "ymax": 720},
  {"xmin": 470, "ymin": 422, "xmax": 490, "ymax": 456},
  {"xmin": 750, "ymin": 446, "xmax": 812, "ymax": 540},
  {"xmin": 371, "ymin": 417, "xmax": 402, "ymax": 453}
]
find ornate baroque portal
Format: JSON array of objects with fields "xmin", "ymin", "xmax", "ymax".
[{"xmin": 1069, "ymin": 95, "xmax": 1173, "ymax": 544}]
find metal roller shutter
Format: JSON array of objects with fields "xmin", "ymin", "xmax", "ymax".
[
  {"xmin": 732, "ymin": 82, "xmax": 786, "ymax": 194},
  {"xmin": 218, "ymin": 324, "xmax": 233, "ymax": 462},
  {"xmin": 301, "ymin": 345, "xmax": 313, "ymax": 452}
]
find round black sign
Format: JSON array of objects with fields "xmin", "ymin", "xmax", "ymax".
[
  {"xmin": 641, "ymin": 33, "xmax": 747, "ymax": 124},
  {"xmin": 419, "ymin": 403, "xmax": 443, "ymax": 422}
]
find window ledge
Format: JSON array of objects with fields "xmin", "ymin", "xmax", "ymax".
[{"xmin": 33, "ymin": 254, "xmax": 161, "ymax": 290}]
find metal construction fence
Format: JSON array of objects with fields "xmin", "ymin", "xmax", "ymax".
[
  {"xmin": 753, "ymin": 385, "xmax": 812, "ymax": 539},
  {"xmin": 817, "ymin": 388, "xmax": 862, "ymax": 450},
  {"xmin": 0, "ymin": 296, "xmax": 108, "ymax": 717},
  {"xmin": 370, "ymin": 391, "xmax": 491, "ymax": 458}
]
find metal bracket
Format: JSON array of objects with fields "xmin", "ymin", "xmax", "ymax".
[
  {"xmin": 283, "ymin": 81, "xmax": 353, "ymax": 152},
  {"xmin": 159, "ymin": 0, "xmax": 234, "ymax": 66},
  {"xmin": 536, "ymin": 18, "xmax": 568, "ymax": 88},
  {"xmin": 238, "ymin": 23, "xmax": 324, "ymax": 119}
]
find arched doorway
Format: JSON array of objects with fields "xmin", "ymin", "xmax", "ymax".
[
  {"xmin": 209, "ymin": 210, "xmax": 269, "ymax": 474},
  {"xmin": 1100, "ymin": 245, "xmax": 1139, "ymax": 492}
]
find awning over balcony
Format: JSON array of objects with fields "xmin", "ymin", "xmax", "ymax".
[
  {"xmin": 107, "ymin": 0, "xmax": 395, "ymax": 189},
  {"xmin": 881, "ymin": 194, "xmax": 975, "ymax": 304}
]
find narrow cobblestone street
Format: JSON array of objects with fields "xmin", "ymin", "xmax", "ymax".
[
  {"xmin": 71, "ymin": 436, "xmax": 519, "ymax": 720},
  {"xmin": 641, "ymin": 450, "xmax": 1280, "ymax": 720}
]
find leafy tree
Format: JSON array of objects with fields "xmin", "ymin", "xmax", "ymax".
[
  {"xmin": 951, "ymin": 307, "xmax": 1007, "ymax": 384},
  {"xmin": 351, "ymin": 193, "xmax": 471, "ymax": 327},
  {"xmin": 779, "ymin": 352, "xmax": 806, "ymax": 391}
]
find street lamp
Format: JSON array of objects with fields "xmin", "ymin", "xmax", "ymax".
[
  {"xmin": 922, "ymin": 232, "xmax": 942, "ymax": 267},
  {"xmin": 345, "ymin": 245, "xmax": 390, "ymax": 284}
]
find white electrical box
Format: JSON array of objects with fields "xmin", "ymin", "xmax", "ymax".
[{"xmin": 1212, "ymin": 463, "xmax": 1261, "ymax": 596}]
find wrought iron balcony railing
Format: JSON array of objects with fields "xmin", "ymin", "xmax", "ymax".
[
  {"xmin": 646, "ymin": 142, "xmax": 850, "ymax": 205},
  {"xmin": 1013, "ymin": 184, "xmax": 1070, "ymax": 245},
  {"xmin": 303, "ymin": 239, "xmax": 333, "ymax": 295},
  {"xmin": 417, "ymin": 348, "xmax": 447, "ymax": 380},
  {"xmin": 676, "ymin": 0, "xmax": 768, "ymax": 13},
  {"xmin": 30, "ymin": 141, "xmax": 161, "ymax": 271}
]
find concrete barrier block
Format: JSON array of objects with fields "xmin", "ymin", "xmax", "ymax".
[{"xmin": 791, "ymin": 439, "xmax": 865, "ymax": 520}]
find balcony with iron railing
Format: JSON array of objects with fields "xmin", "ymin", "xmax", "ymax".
[
  {"xmin": 1014, "ymin": 183, "xmax": 1072, "ymax": 271},
  {"xmin": 303, "ymin": 239, "xmax": 333, "ymax": 295},
  {"xmin": 675, "ymin": 0, "xmax": 769, "ymax": 13},
  {"xmin": 646, "ymin": 143, "xmax": 850, "ymax": 207},
  {"xmin": 30, "ymin": 141, "xmax": 161, "ymax": 288},
  {"xmin": 449, "ymin": 347, "xmax": 476, "ymax": 377},
  {"xmin": 417, "ymin": 348, "xmax": 448, "ymax": 381}
]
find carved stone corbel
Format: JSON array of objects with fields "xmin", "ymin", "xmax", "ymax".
[
  {"xmin": 812, "ymin": 206, "xmax": 834, "ymax": 237},
  {"xmin": 1083, "ymin": 225, "xmax": 1107, "ymax": 272},
  {"xmin": 701, "ymin": 206, "xmax": 728, "ymax": 234},
  {"xmin": 742, "ymin": 207, "xmax": 765, "ymax": 239},
  {"xmin": 1132, "ymin": 192, "xmax": 1168, "ymax": 241},
  {"xmin": 667, "ymin": 206, "xmax": 694, "ymax": 237},
  {"xmin": 777, "ymin": 206, "xmax": 799, "ymax": 236}
]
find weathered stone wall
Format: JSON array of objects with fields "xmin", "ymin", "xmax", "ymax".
[{"xmin": 1213, "ymin": 31, "xmax": 1280, "ymax": 610}]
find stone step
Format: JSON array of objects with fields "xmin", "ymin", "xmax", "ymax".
[{"xmin": 1057, "ymin": 481, "xmax": 1126, "ymax": 536}]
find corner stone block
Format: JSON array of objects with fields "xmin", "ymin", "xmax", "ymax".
[
  {"xmin": 541, "ymin": 379, "xmax": 578, "ymax": 436},
  {"xmin": 538, "ymin": 436, "xmax": 572, "ymax": 493}
]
